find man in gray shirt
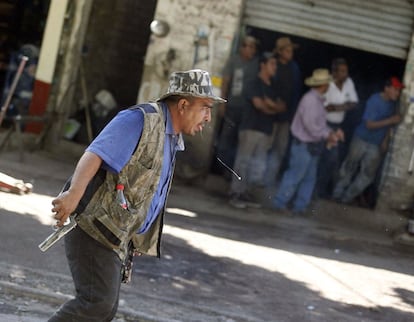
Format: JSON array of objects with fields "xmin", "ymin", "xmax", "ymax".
[{"xmin": 216, "ymin": 36, "xmax": 259, "ymax": 171}]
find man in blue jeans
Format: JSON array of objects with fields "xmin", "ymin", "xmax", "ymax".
[
  {"xmin": 272, "ymin": 69, "xmax": 343, "ymax": 214},
  {"xmin": 333, "ymin": 76, "xmax": 403, "ymax": 204}
]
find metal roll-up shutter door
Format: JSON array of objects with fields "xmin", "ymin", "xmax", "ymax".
[{"xmin": 243, "ymin": 0, "xmax": 414, "ymax": 59}]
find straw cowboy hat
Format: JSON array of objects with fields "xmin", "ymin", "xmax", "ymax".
[
  {"xmin": 157, "ymin": 69, "xmax": 226, "ymax": 103},
  {"xmin": 274, "ymin": 37, "xmax": 299, "ymax": 54},
  {"xmin": 305, "ymin": 68, "xmax": 332, "ymax": 87}
]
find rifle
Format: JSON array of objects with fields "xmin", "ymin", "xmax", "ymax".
[{"xmin": 38, "ymin": 215, "xmax": 78, "ymax": 252}]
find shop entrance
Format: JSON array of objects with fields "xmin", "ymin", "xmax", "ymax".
[
  {"xmin": 69, "ymin": 1, "xmax": 157, "ymax": 143},
  {"xmin": 249, "ymin": 26, "xmax": 407, "ymax": 207},
  {"xmin": 250, "ymin": 26, "xmax": 406, "ymax": 103}
]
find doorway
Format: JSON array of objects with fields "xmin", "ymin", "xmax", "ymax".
[
  {"xmin": 0, "ymin": 0, "xmax": 50, "ymax": 110},
  {"xmin": 249, "ymin": 26, "xmax": 407, "ymax": 207},
  {"xmin": 71, "ymin": 0, "xmax": 157, "ymax": 143}
]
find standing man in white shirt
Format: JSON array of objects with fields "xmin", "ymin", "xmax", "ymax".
[{"xmin": 317, "ymin": 58, "xmax": 358, "ymax": 199}]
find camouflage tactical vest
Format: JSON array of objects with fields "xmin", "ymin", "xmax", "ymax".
[{"xmin": 77, "ymin": 103, "xmax": 166, "ymax": 261}]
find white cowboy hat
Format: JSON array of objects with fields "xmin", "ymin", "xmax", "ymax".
[{"xmin": 305, "ymin": 68, "xmax": 332, "ymax": 87}]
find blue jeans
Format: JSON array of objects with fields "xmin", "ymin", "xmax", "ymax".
[
  {"xmin": 48, "ymin": 227, "xmax": 123, "ymax": 322},
  {"xmin": 316, "ymin": 122, "xmax": 344, "ymax": 198},
  {"xmin": 316, "ymin": 143, "xmax": 340, "ymax": 198},
  {"xmin": 273, "ymin": 140, "xmax": 319, "ymax": 212},
  {"xmin": 333, "ymin": 136, "xmax": 381, "ymax": 203}
]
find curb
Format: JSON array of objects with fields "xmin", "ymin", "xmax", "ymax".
[{"xmin": 185, "ymin": 174, "xmax": 409, "ymax": 235}]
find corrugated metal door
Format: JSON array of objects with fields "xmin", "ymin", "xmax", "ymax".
[{"xmin": 243, "ymin": 0, "xmax": 414, "ymax": 59}]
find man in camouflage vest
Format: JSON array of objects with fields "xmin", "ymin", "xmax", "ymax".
[{"xmin": 48, "ymin": 69, "xmax": 225, "ymax": 322}]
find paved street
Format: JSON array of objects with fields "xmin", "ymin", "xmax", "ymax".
[{"xmin": 0, "ymin": 150, "xmax": 414, "ymax": 321}]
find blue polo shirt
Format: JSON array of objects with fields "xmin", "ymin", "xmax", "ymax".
[
  {"xmin": 354, "ymin": 93, "xmax": 396, "ymax": 146},
  {"xmin": 86, "ymin": 102, "xmax": 184, "ymax": 234}
]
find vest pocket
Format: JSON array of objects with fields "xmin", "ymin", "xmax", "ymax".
[
  {"xmin": 91, "ymin": 190, "xmax": 146, "ymax": 249},
  {"xmin": 107, "ymin": 190, "xmax": 145, "ymax": 230}
]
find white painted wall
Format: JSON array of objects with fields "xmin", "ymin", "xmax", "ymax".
[
  {"xmin": 379, "ymin": 32, "xmax": 414, "ymax": 208},
  {"xmin": 36, "ymin": 0, "xmax": 68, "ymax": 84}
]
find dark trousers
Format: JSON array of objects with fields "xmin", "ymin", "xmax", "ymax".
[
  {"xmin": 217, "ymin": 108, "xmax": 243, "ymax": 169},
  {"xmin": 48, "ymin": 227, "xmax": 122, "ymax": 322},
  {"xmin": 316, "ymin": 122, "xmax": 343, "ymax": 199},
  {"xmin": 317, "ymin": 144, "xmax": 340, "ymax": 198}
]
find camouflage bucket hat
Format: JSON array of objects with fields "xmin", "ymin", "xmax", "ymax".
[{"xmin": 157, "ymin": 69, "xmax": 226, "ymax": 103}]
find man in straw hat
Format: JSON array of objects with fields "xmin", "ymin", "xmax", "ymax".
[
  {"xmin": 272, "ymin": 68, "xmax": 343, "ymax": 214},
  {"xmin": 47, "ymin": 69, "xmax": 225, "ymax": 321}
]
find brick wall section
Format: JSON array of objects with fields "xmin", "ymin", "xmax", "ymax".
[
  {"xmin": 378, "ymin": 33, "xmax": 414, "ymax": 210},
  {"xmin": 82, "ymin": 0, "xmax": 156, "ymax": 108}
]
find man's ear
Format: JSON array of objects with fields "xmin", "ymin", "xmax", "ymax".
[{"xmin": 178, "ymin": 98, "xmax": 187, "ymax": 113}]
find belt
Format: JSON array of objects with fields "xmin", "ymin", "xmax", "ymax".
[
  {"xmin": 292, "ymin": 137, "xmax": 321, "ymax": 146},
  {"xmin": 292, "ymin": 137, "xmax": 303, "ymax": 145}
]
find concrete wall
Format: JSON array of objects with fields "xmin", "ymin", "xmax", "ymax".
[
  {"xmin": 378, "ymin": 32, "xmax": 414, "ymax": 210},
  {"xmin": 138, "ymin": 0, "xmax": 244, "ymax": 179}
]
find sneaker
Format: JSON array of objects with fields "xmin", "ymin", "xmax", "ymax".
[
  {"xmin": 239, "ymin": 193, "xmax": 262, "ymax": 208},
  {"xmin": 229, "ymin": 194, "xmax": 247, "ymax": 209}
]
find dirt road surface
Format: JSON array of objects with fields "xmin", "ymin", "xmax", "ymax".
[{"xmin": 0, "ymin": 150, "xmax": 413, "ymax": 321}]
